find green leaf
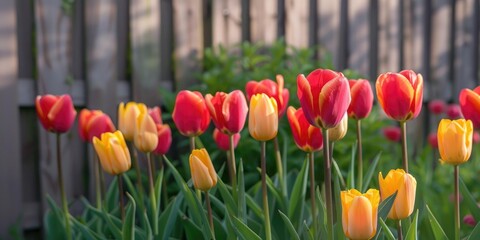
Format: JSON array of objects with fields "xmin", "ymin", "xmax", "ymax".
[
  {"xmin": 373, "ymin": 192, "xmax": 397, "ymax": 239},
  {"xmin": 468, "ymin": 221, "xmax": 480, "ymax": 240},
  {"xmin": 331, "ymin": 159, "xmax": 346, "ymax": 189},
  {"xmin": 362, "ymin": 152, "xmax": 382, "ymax": 192},
  {"xmin": 302, "ymin": 221, "xmax": 314, "ymax": 240},
  {"xmin": 245, "ymin": 194, "xmax": 264, "ymax": 220},
  {"xmin": 346, "ymin": 142, "xmax": 357, "ymax": 189},
  {"xmin": 216, "ymin": 177, "xmax": 237, "ymax": 217},
  {"xmin": 122, "ymin": 193, "xmax": 136, "ymax": 240},
  {"xmin": 71, "ymin": 217, "xmax": 103, "ymax": 240},
  {"xmin": 405, "ymin": 209, "xmax": 419, "ymax": 240},
  {"xmin": 425, "ymin": 205, "xmax": 449, "ymax": 240},
  {"xmin": 105, "ymin": 177, "xmax": 119, "ymax": 213},
  {"xmin": 460, "ymin": 177, "xmax": 480, "ymax": 221},
  {"xmin": 379, "ymin": 218, "xmax": 395, "ymax": 240},
  {"xmin": 278, "ymin": 210, "xmax": 300, "ymax": 240},
  {"xmin": 231, "ymin": 215, "xmax": 262, "ymax": 240},
  {"xmin": 238, "ymin": 159, "xmax": 247, "ymax": 223},
  {"xmin": 155, "ymin": 169, "xmax": 164, "ymax": 217},
  {"xmin": 160, "ymin": 194, "xmax": 183, "ymax": 240},
  {"xmin": 264, "ymin": 171, "xmax": 287, "ymax": 211},
  {"xmin": 287, "ymin": 157, "xmax": 309, "ymax": 229}
]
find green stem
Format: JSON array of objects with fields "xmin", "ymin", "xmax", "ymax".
[
  {"xmin": 397, "ymin": 220, "xmax": 403, "ymax": 240},
  {"xmin": 131, "ymin": 146, "xmax": 144, "ymax": 198},
  {"xmin": 309, "ymin": 152, "xmax": 317, "ymax": 238},
  {"xmin": 274, "ymin": 137, "xmax": 287, "ymax": 199},
  {"xmin": 261, "ymin": 141, "xmax": 272, "ymax": 240},
  {"xmin": 147, "ymin": 152, "xmax": 158, "ymax": 235},
  {"xmin": 56, "ymin": 134, "xmax": 71, "ymax": 240},
  {"xmin": 356, "ymin": 120, "xmax": 363, "ymax": 191},
  {"xmin": 400, "ymin": 121, "xmax": 409, "ymax": 173},
  {"xmin": 118, "ymin": 174, "xmax": 125, "ymax": 221},
  {"xmin": 94, "ymin": 153, "xmax": 102, "ymax": 209},
  {"xmin": 322, "ymin": 129, "xmax": 333, "ymax": 240},
  {"xmin": 160, "ymin": 155, "xmax": 169, "ymax": 209},
  {"xmin": 229, "ymin": 134, "xmax": 238, "ymax": 201},
  {"xmin": 205, "ymin": 191, "xmax": 215, "ymax": 236},
  {"xmin": 454, "ymin": 165, "xmax": 460, "ymax": 240}
]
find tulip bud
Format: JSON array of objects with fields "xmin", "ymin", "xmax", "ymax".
[
  {"xmin": 213, "ymin": 128, "xmax": 240, "ymax": 151},
  {"xmin": 376, "ymin": 70, "xmax": 423, "ymax": 122},
  {"xmin": 205, "ymin": 90, "xmax": 248, "ymax": 134},
  {"xmin": 328, "ymin": 114, "xmax": 348, "ymax": 142},
  {"xmin": 148, "ymin": 106, "xmax": 162, "ymax": 124},
  {"xmin": 341, "ymin": 189, "xmax": 379, "ymax": 240},
  {"xmin": 474, "ymin": 132, "xmax": 480, "ymax": 144},
  {"xmin": 248, "ymin": 93, "xmax": 278, "ymax": 141},
  {"xmin": 36, "ymin": 94, "xmax": 77, "ymax": 133},
  {"xmin": 379, "ymin": 169, "xmax": 417, "ymax": 220},
  {"xmin": 348, "ymin": 79, "xmax": 373, "ymax": 119},
  {"xmin": 428, "ymin": 133, "xmax": 438, "ymax": 149},
  {"xmin": 79, "ymin": 109, "xmax": 116, "ymax": 142},
  {"xmin": 172, "ymin": 90, "xmax": 211, "ymax": 137},
  {"xmin": 134, "ymin": 105, "xmax": 159, "ymax": 153},
  {"xmin": 383, "ymin": 126, "xmax": 401, "ymax": 142},
  {"xmin": 437, "ymin": 119, "xmax": 473, "ymax": 165},
  {"xmin": 118, "ymin": 102, "xmax": 142, "ymax": 141},
  {"xmin": 446, "ymin": 104, "xmax": 463, "ymax": 119},
  {"xmin": 428, "ymin": 99, "xmax": 446, "ymax": 115},
  {"xmin": 189, "ymin": 148, "xmax": 217, "ymax": 191},
  {"xmin": 460, "ymin": 87, "xmax": 480, "ymax": 128},
  {"xmin": 464, "ymin": 214, "xmax": 476, "ymax": 227},
  {"xmin": 246, "ymin": 74, "xmax": 290, "ymax": 117},
  {"xmin": 152, "ymin": 124, "xmax": 172, "ymax": 155},
  {"xmin": 93, "ymin": 131, "xmax": 131, "ymax": 175},
  {"xmin": 286, "ymin": 107, "xmax": 323, "ymax": 152}
]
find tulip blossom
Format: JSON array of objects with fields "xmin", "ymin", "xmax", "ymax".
[
  {"xmin": 446, "ymin": 104, "xmax": 463, "ymax": 119},
  {"xmin": 93, "ymin": 131, "xmax": 131, "ymax": 175},
  {"xmin": 134, "ymin": 106, "xmax": 159, "ymax": 153},
  {"xmin": 376, "ymin": 70, "xmax": 423, "ymax": 122},
  {"xmin": 35, "ymin": 94, "xmax": 77, "ymax": 133},
  {"xmin": 189, "ymin": 148, "xmax": 217, "ymax": 191},
  {"xmin": 148, "ymin": 106, "xmax": 162, "ymax": 124},
  {"xmin": 383, "ymin": 126, "xmax": 402, "ymax": 142},
  {"xmin": 348, "ymin": 79, "xmax": 373, "ymax": 119},
  {"xmin": 328, "ymin": 114, "xmax": 348, "ymax": 142},
  {"xmin": 118, "ymin": 102, "xmax": 143, "ymax": 141},
  {"xmin": 460, "ymin": 87, "xmax": 480, "ymax": 128},
  {"xmin": 78, "ymin": 109, "xmax": 115, "ymax": 142},
  {"xmin": 437, "ymin": 119, "xmax": 473, "ymax": 165},
  {"xmin": 474, "ymin": 132, "xmax": 480, "ymax": 144},
  {"xmin": 428, "ymin": 133, "xmax": 438, "ymax": 149},
  {"xmin": 152, "ymin": 124, "xmax": 172, "ymax": 155},
  {"xmin": 213, "ymin": 128, "xmax": 240, "ymax": 151},
  {"xmin": 297, "ymin": 69, "xmax": 351, "ymax": 129},
  {"xmin": 428, "ymin": 99, "xmax": 446, "ymax": 115},
  {"xmin": 248, "ymin": 93, "xmax": 278, "ymax": 141},
  {"xmin": 341, "ymin": 189, "xmax": 379, "ymax": 240},
  {"xmin": 379, "ymin": 169, "xmax": 417, "ymax": 220},
  {"xmin": 172, "ymin": 90, "xmax": 211, "ymax": 137},
  {"xmin": 464, "ymin": 214, "xmax": 476, "ymax": 227},
  {"xmin": 286, "ymin": 107, "xmax": 323, "ymax": 152},
  {"xmin": 246, "ymin": 74, "xmax": 290, "ymax": 116},
  {"xmin": 205, "ymin": 90, "xmax": 248, "ymax": 134}
]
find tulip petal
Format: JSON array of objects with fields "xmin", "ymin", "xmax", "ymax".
[
  {"xmin": 318, "ymin": 76, "xmax": 351, "ymax": 128},
  {"xmin": 297, "ymin": 74, "xmax": 316, "ymax": 126},
  {"xmin": 376, "ymin": 73, "xmax": 415, "ymax": 121},
  {"xmin": 223, "ymin": 90, "xmax": 248, "ymax": 133},
  {"xmin": 347, "ymin": 196, "xmax": 374, "ymax": 240},
  {"xmin": 190, "ymin": 154, "xmax": 214, "ymax": 191}
]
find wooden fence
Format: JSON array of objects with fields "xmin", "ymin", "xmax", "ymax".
[{"xmin": 0, "ymin": 0, "xmax": 479, "ymax": 237}]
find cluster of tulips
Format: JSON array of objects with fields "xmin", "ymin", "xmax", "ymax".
[{"xmin": 35, "ymin": 67, "xmax": 479, "ymax": 240}]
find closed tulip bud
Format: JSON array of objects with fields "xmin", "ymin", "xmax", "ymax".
[
  {"xmin": 341, "ymin": 189, "xmax": 379, "ymax": 240},
  {"xmin": 118, "ymin": 102, "xmax": 142, "ymax": 141},
  {"xmin": 328, "ymin": 114, "xmax": 348, "ymax": 142},
  {"xmin": 249, "ymin": 93, "xmax": 278, "ymax": 141},
  {"xmin": 464, "ymin": 214, "xmax": 476, "ymax": 227},
  {"xmin": 152, "ymin": 124, "xmax": 172, "ymax": 155},
  {"xmin": 213, "ymin": 128, "xmax": 240, "ymax": 151},
  {"xmin": 189, "ymin": 148, "xmax": 217, "ymax": 191},
  {"xmin": 287, "ymin": 107, "xmax": 323, "ymax": 152},
  {"xmin": 383, "ymin": 126, "xmax": 401, "ymax": 142},
  {"xmin": 36, "ymin": 94, "xmax": 77, "ymax": 133},
  {"xmin": 93, "ymin": 131, "xmax": 131, "ymax": 175},
  {"xmin": 134, "ymin": 105, "xmax": 158, "ymax": 153},
  {"xmin": 460, "ymin": 87, "xmax": 480, "ymax": 128},
  {"xmin": 437, "ymin": 119, "xmax": 473, "ymax": 165},
  {"xmin": 79, "ymin": 109, "xmax": 115, "ymax": 142},
  {"xmin": 173, "ymin": 90, "xmax": 211, "ymax": 137},
  {"xmin": 428, "ymin": 99, "xmax": 446, "ymax": 115},
  {"xmin": 348, "ymin": 79, "xmax": 373, "ymax": 119},
  {"xmin": 428, "ymin": 133, "xmax": 438, "ymax": 149},
  {"xmin": 297, "ymin": 69, "xmax": 351, "ymax": 129},
  {"xmin": 379, "ymin": 169, "xmax": 417, "ymax": 220},
  {"xmin": 205, "ymin": 90, "xmax": 248, "ymax": 134},
  {"xmin": 246, "ymin": 74, "xmax": 290, "ymax": 116},
  {"xmin": 447, "ymin": 104, "xmax": 463, "ymax": 119},
  {"xmin": 376, "ymin": 70, "xmax": 423, "ymax": 122},
  {"xmin": 148, "ymin": 106, "xmax": 162, "ymax": 124}
]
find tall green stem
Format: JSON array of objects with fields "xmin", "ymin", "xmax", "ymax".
[
  {"xmin": 190, "ymin": 136, "xmax": 196, "ymax": 151},
  {"xmin": 308, "ymin": 152, "xmax": 317, "ymax": 238},
  {"xmin": 397, "ymin": 220, "xmax": 403, "ymax": 240},
  {"xmin": 454, "ymin": 165, "xmax": 460, "ymax": 240},
  {"xmin": 147, "ymin": 152, "xmax": 158, "ymax": 235},
  {"xmin": 131, "ymin": 146, "xmax": 144, "ymax": 197},
  {"xmin": 118, "ymin": 174, "xmax": 125, "ymax": 221},
  {"xmin": 356, "ymin": 119, "xmax": 363, "ymax": 191},
  {"xmin": 261, "ymin": 141, "xmax": 272, "ymax": 240},
  {"xmin": 274, "ymin": 137, "xmax": 287, "ymax": 198},
  {"xmin": 322, "ymin": 129, "xmax": 333, "ymax": 240},
  {"xmin": 205, "ymin": 191, "xmax": 215, "ymax": 235},
  {"xmin": 93, "ymin": 153, "xmax": 102, "ymax": 209},
  {"xmin": 56, "ymin": 134, "xmax": 71, "ymax": 240},
  {"xmin": 229, "ymin": 134, "xmax": 238, "ymax": 201},
  {"xmin": 160, "ymin": 155, "xmax": 169, "ymax": 209},
  {"xmin": 400, "ymin": 121, "xmax": 409, "ymax": 173}
]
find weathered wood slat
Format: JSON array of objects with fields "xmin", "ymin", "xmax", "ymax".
[
  {"xmin": 378, "ymin": 0, "xmax": 402, "ymax": 74},
  {"xmin": 250, "ymin": 0, "xmax": 278, "ymax": 44},
  {"xmin": 318, "ymin": 0, "xmax": 341, "ymax": 69},
  {"xmin": 348, "ymin": 0, "xmax": 371, "ymax": 78},
  {"xmin": 212, "ymin": 0, "xmax": 242, "ymax": 48},
  {"xmin": 285, "ymin": 0, "xmax": 309, "ymax": 48}
]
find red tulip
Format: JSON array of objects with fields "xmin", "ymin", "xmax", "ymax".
[
  {"xmin": 287, "ymin": 107, "xmax": 323, "ymax": 152},
  {"xmin": 297, "ymin": 69, "xmax": 351, "ymax": 129},
  {"xmin": 383, "ymin": 126, "xmax": 401, "ymax": 142},
  {"xmin": 460, "ymin": 87, "xmax": 480, "ymax": 128},
  {"xmin": 246, "ymin": 74, "xmax": 290, "ymax": 116},
  {"xmin": 213, "ymin": 128, "xmax": 240, "ymax": 151},
  {"xmin": 446, "ymin": 104, "xmax": 463, "ymax": 119},
  {"xmin": 428, "ymin": 99, "xmax": 446, "ymax": 115},
  {"xmin": 464, "ymin": 214, "xmax": 476, "ymax": 227},
  {"xmin": 172, "ymin": 90, "xmax": 211, "ymax": 137},
  {"xmin": 148, "ymin": 106, "xmax": 162, "ymax": 124},
  {"xmin": 376, "ymin": 70, "xmax": 423, "ymax": 122},
  {"xmin": 78, "ymin": 109, "xmax": 115, "ymax": 142},
  {"xmin": 205, "ymin": 90, "xmax": 248, "ymax": 134},
  {"xmin": 428, "ymin": 133, "xmax": 438, "ymax": 149},
  {"xmin": 348, "ymin": 79, "xmax": 373, "ymax": 119},
  {"xmin": 36, "ymin": 94, "xmax": 77, "ymax": 133},
  {"xmin": 474, "ymin": 131, "xmax": 480, "ymax": 144},
  {"xmin": 152, "ymin": 124, "xmax": 172, "ymax": 155}
]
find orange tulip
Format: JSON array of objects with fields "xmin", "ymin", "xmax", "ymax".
[
  {"xmin": 78, "ymin": 109, "xmax": 115, "ymax": 142},
  {"xmin": 118, "ymin": 102, "xmax": 143, "ymax": 141},
  {"xmin": 248, "ymin": 93, "xmax": 278, "ymax": 141},
  {"xmin": 189, "ymin": 148, "xmax": 217, "ymax": 191},
  {"xmin": 341, "ymin": 189, "xmax": 379, "ymax": 240},
  {"xmin": 379, "ymin": 169, "xmax": 417, "ymax": 220},
  {"xmin": 36, "ymin": 94, "xmax": 77, "ymax": 133},
  {"xmin": 437, "ymin": 119, "xmax": 473, "ymax": 165},
  {"xmin": 348, "ymin": 79, "xmax": 373, "ymax": 119},
  {"xmin": 134, "ymin": 105, "xmax": 158, "ymax": 153},
  {"xmin": 172, "ymin": 90, "xmax": 211, "ymax": 137},
  {"xmin": 93, "ymin": 131, "xmax": 131, "ymax": 175},
  {"xmin": 286, "ymin": 106, "xmax": 323, "ymax": 152},
  {"xmin": 459, "ymin": 87, "xmax": 480, "ymax": 128},
  {"xmin": 246, "ymin": 74, "xmax": 290, "ymax": 116}
]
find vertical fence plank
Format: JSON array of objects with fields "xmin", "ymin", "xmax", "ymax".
[
  {"xmin": 250, "ymin": 0, "xmax": 278, "ymax": 44},
  {"xmin": 285, "ymin": 0, "xmax": 309, "ymax": 48},
  {"xmin": 0, "ymin": 0, "xmax": 22, "ymax": 236},
  {"xmin": 378, "ymin": 0, "xmax": 402, "ymax": 74},
  {"xmin": 212, "ymin": 0, "xmax": 242, "ymax": 48},
  {"xmin": 173, "ymin": 0, "xmax": 204, "ymax": 90},
  {"xmin": 347, "ymin": 0, "xmax": 370, "ymax": 77},
  {"xmin": 318, "ymin": 0, "xmax": 341, "ymax": 69}
]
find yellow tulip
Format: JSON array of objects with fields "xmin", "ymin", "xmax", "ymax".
[
  {"xmin": 378, "ymin": 169, "xmax": 416, "ymax": 220},
  {"xmin": 248, "ymin": 93, "xmax": 278, "ymax": 141},
  {"xmin": 437, "ymin": 119, "xmax": 473, "ymax": 165},
  {"xmin": 341, "ymin": 189, "xmax": 379, "ymax": 240},
  {"xmin": 134, "ymin": 105, "xmax": 159, "ymax": 153},
  {"xmin": 189, "ymin": 148, "xmax": 217, "ymax": 191},
  {"xmin": 118, "ymin": 102, "xmax": 143, "ymax": 141},
  {"xmin": 93, "ymin": 131, "xmax": 131, "ymax": 175},
  {"xmin": 328, "ymin": 113, "xmax": 348, "ymax": 141}
]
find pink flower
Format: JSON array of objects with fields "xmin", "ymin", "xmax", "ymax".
[
  {"xmin": 205, "ymin": 90, "xmax": 248, "ymax": 134},
  {"xmin": 428, "ymin": 99, "xmax": 446, "ymax": 115},
  {"xmin": 446, "ymin": 104, "xmax": 463, "ymax": 119},
  {"xmin": 383, "ymin": 126, "xmax": 401, "ymax": 142},
  {"xmin": 213, "ymin": 128, "xmax": 240, "ymax": 151},
  {"xmin": 36, "ymin": 94, "xmax": 77, "ymax": 133}
]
